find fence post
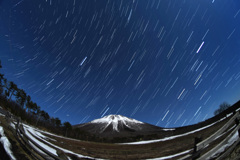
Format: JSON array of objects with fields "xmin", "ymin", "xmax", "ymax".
[
  {"xmin": 15, "ymin": 118, "xmax": 20, "ymax": 135},
  {"xmin": 192, "ymin": 137, "xmax": 202, "ymax": 159},
  {"xmin": 5, "ymin": 112, "xmax": 12, "ymax": 130},
  {"xmin": 235, "ymin": 117, "xmax": 240, "ymax": 138},
  {"xmin": 19, "ymin": 124, "xmax": 25, "ymax": 134},
  {"xmin": 56, "ymin": 149, "xmax": 68, "ymax": 160},
  {"xmin": 235, "ymin": 118, "xmax": 239, "ymax": 125}
]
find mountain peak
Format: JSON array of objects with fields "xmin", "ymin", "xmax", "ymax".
[
  {"xmin": 91, "ymin": 114, "xmax": 143, "ymax": 124},
  {"xmin": 90, "ymin": 114, "xmax": 143, "ymax": 132}
]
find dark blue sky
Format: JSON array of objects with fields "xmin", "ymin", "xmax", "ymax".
[{"xmin": 0, "ymin": 0, "xmax": 240, "ymax": 127}]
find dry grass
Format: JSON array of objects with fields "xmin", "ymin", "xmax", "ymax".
[{"xmin": 37, "ymin": 115, "xmax": 232, "ymax": 159}]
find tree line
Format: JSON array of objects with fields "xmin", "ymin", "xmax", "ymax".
[
  {"xmin": 0, "ymin": 61, "xmax": 68, "ymax": 126},
  {"xmin": 0, "ymin": 60, "xmax": 93, "ymax": 140}
]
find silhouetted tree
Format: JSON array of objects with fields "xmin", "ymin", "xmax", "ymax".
[
  {"xmin": 40, "ymin": 110, "xmax": 50, "ymax": 121},
  {"xmin": 214, "ymin": 102, "xmax": 231, "ymax": 115},
  {"xmin": 0, "ymin": 60, "xmax": 3, "ymax": 94},
  {"xmin": 3, "ymin": 78, "xmax": 7, "ymax": 88},
  {"xmin": 31, "ymin": 102, "xmax": 38, "ymax": 114},
  {"xmin": 0, "ymin": 74, "xmax": 4, "ymax": 94},
  {"xmin": 5, "ymin": 90, "xmax": 9, "ymax": 98},
  {"xmin": 55, "ymin": 117, "xmax": 62, "ymax": 128},
  {"xmin": 7, "ymin": 81, "xmax": 18, "ymax": 100},
  {"xmin": 0, "ymin": 61, "xmax": 76, "ymax": 138},
  {"xmin": 36, "ymin": 105, "xmax": 41, "ymax": 115},
  {"xmin": 63, "ymin": 122, "xmax": 72, "ymax": 136},
  {"xmin": 27, "ymin": 100, "xmax": 37, "ymax": 114},
  {"xmin": 50, "ymin": 117, "xmax": 56, "ymax": 126},
  {"xmin": 16, "ymin": 89, "xmax": 27, "ymax": 108},
  {"xmin": 25, "ymin": 95, "xmax": 31, "ymax": 112},
  {"xmin": 35, "ymin": 106, "xmax": 42, "ymax": 126}
]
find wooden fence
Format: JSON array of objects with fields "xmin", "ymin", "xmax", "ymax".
[
  {"xmin": 1, "ymin": 107, "xmax": 68, "ymax": 160},
  {"xmin": 181, "ymin": 111, "xmax": 240, "ymax": 160}
]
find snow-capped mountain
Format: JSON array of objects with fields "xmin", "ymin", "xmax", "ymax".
[
  {"xmin": 91, "ymin": 115, "xmax": 144, "ymax": 132},
  {"xmin": 74, "ymin": 115, "xmax": 163, "ymax": 138}
]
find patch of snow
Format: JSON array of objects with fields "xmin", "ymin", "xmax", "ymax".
[
  {"xmin": 10, "ymin": 122, "xmax": 16, "ymax": 129},
  {"xmin": 24, "ymin": 127, "xmax": 58, "ymax": 156},
  {"xmin": 28, "ymin": 141, "xmax": 47, "ymax": 155},
  {"xmin": 99, "ymin": 121, "xmax": 112, "ymax": 133},
  {"xmin": 22, "ymin": 123, "xmax": 81, "ymax": 142},
  {"xmin": 0, "ymin": 113, "xmax": 5, "ymax": 117},
  {"xmin": 25, "ymin": 126, "xmax": 95, "ymax": 159},
  {"xmin": 0, "ymin": 126, "xmax": 16, "ymax": 160},
  {"xmin": 226, "ymin": 113, "xmax": 233, "ymax": 117},
  {"xmin": 214, "ymin": 125, "xmax": 236, "ymax": 141},
  {"xmin": 162, "ymin": 128, "xmax": 175, "ymax": 131},
  {"xmin": 147, "ymin": 149, "xmax": 192, "ymax": 160},
  {"xmin": 32, "ymin": 129, "xmax": 56, "ymax": 142},
  {"xmin": 123, "ymin": 119, "xmax": 222, "ymax": 145},
  {"xmin": 112, "ymin": 116, "xmax": 119, "ymax": 132},
  {"xmin": 121, "ymin": 118, "xmax": 136, "ymax": 129},
  {"xmin": 207, "ymin": 131, "xmax": 239, "ymax": 159},
  {"xmin": 219, "ymin": 117, "xmax": 227, "ymax": 121},
  {"xmin": 0, "ymin": 127, "xmax": 3, "ymax": 135}
]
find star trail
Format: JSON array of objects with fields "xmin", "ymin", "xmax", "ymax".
[{"xmin": 0, "ymin": 0, "xmax": 240, "ymax": 127}]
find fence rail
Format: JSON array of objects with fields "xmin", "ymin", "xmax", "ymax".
[
  {"xmin": 0, "ymin": 107, "xmax": 67, "ymax": 160},
  {"xmin": 198, "ymin": 124, "xmax": 240, "ymax": 160},
  {"xmin": 196, "ymin": 112, "xmax": 239, "ymax": 151},
  {"xmin": 188, "ymin": 111, "xmax": 240, "ymax": 160}
]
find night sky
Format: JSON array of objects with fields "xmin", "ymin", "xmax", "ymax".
[{"xmin": 0, "ymin": 0, "xmax": 240, "ymax": 128}]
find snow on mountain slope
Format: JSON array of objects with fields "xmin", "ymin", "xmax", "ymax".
[
  {"xmin": 91, "ymin": 115, "xmax": 143, "ymax": 124},
  {"xmin": 90, "ymin": 115, "xmax": 143, "ymax": 132}
]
